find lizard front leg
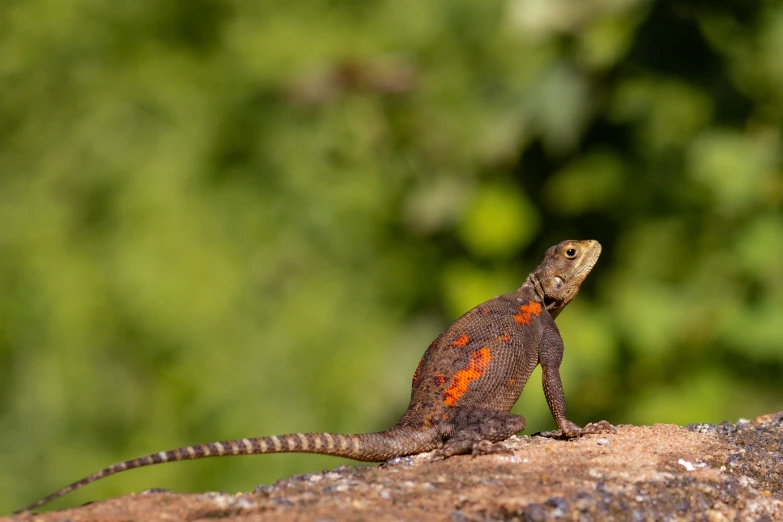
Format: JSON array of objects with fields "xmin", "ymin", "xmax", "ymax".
[{"xmin": 539, "ymin": 318, "xmax": 615, "ymax": 438}]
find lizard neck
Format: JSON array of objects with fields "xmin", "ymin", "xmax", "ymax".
[
  {"xmin": 521, "ymin": 272, "xmax": 561, "ymax": 319},
  {"xmin": 519, "ymin": 273, "xmax": 544, "ymax": 302}
]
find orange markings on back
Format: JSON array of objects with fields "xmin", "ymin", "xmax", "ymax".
[
  {"xmin": 497, "ymin": 333, "xmax": 511, "ymax": 342},
  {"xmin": 513, "ymin": 301, "xmax": 543, "ymax": 325},
  {"xmin": 451, "ymin": 334, "xmax": 470, "ymax": 347},
  {"xmin": 508, "ymin": 378, "xmax": 516, "ymax": 386},
  {"xmin": 434, "ymin": 374, "xmax": 446, "ymax": 386},
  {"xmin": 443, "ymin": 348, "xmax": 492, "ymax": 407}
]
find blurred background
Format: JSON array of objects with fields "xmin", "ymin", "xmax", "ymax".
[{"xmin": 1, "ymin": 0, "xmax": 782, "ymax": 513}]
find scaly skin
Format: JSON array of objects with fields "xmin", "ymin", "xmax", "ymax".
[{"xmin": 15, "ymin": 239, "xmax": 614, "ymax": 514}]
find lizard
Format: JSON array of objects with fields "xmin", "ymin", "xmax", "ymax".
[{"xmin": 15, "ymin": 239, "xmax": 614, "ymax": 514}]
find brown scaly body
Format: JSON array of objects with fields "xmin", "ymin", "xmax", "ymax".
[{"xmin": 15, "ymin": 239, "xmax": 614, "ymax": 514}]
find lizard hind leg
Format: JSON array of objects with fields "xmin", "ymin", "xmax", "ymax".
[{"xmin": 431, "ymin": 409, "xmax": 526, "ymax": 459}]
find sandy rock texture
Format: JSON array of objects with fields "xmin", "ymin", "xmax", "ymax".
[{"xmin": 7, "ymin": 412, "xmax": 783, "ymax": 521}]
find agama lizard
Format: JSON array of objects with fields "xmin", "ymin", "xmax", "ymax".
[{"xmin": 15, "ymin": 239, "xmax": 614, "ymax": 514}]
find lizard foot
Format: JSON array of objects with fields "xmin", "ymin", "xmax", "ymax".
[
  {"xmin": 429, "ymin": 436, "xmax": 475, "ymax": 460},
  {"xmin": 430, "ymin": 408, "xmax": 527, "ymax": 460},
  {"xmin": 579, "ymin": 420, "xmax": 616, "ymax": 436},
  {"xmin": 429, "ymin": 439, "xmax": 513, "ymax": 459},
  {"xmin": 538, "ymin": 420, "xmax": 616, "ymax": 439},
  {"xmin": 470, "ymin": 439, "xmax": 514, "ymax": 457},
  {"xmin": 428, "ymin": 446, "xmax": 458, "ymax": 461},
  {"xmin": 536, "ymin": 429, "xmax": 566, "ymax": 439}
]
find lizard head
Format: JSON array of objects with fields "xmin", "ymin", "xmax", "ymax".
[{"xmin": 531, "ymin": 239, "xmax": 601, "ymax": 319}]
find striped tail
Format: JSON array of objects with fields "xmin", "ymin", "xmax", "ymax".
[{"xmin": 14, "ymin": 427, "xmax": 436, "ymax": 514}]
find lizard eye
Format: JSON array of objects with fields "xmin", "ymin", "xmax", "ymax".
[{"xmin": 565, "ymin": 248, "xmax": 577, "ymax": 259}]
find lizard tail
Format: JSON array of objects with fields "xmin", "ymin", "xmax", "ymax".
[{"xmin": 14, "ymin": 427, "xmax": 436, "ymax": 514}]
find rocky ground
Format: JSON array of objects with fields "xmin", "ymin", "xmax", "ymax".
[{"xmin": 7, "ymin": 412, "xmax": 783, "ymax": 521}]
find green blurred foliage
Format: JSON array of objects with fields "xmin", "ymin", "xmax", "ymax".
[{"xmin": 1, "ymin": 0, "xmax": 782, "ymax": 513}]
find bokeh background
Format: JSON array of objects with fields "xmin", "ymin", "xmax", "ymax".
[{"xmin": 2, "ymin": 0, "xmax": 782, "ymax": 513}]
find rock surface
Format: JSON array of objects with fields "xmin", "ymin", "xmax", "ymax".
[{"xmin": 7, "ymin": 413, "xmax": 783, "ymax": 521}]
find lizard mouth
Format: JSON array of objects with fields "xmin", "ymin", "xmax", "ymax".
[
  {"xmin": 583, "ymin": 241, "xmax": 602, "ymax": 269},
  {"xmin": 572, "ymin": 241, "xmax": 602, "ymax": 281}
]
